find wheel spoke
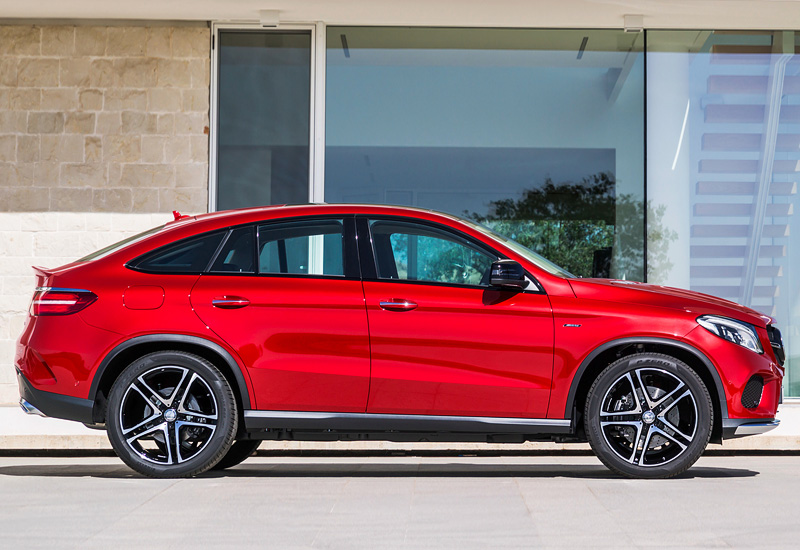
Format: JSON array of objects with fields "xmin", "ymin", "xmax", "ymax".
[
  {"xmin": 125, "ymin": 421, "xmax": 167, "ymax": 447},
  {"xmin": 177, "ymin": 420, "xmax": 216, "ymax": 430},
  {"xmin": 650, "ymin": 424, "xmax": 689, "ymax": 451},
  {"xmin": 601, "ymin": 373, "xmax": 642, "ymax": 416},
  {"xmin": 651, "ymin": 382, "xmax": 686, "ymax": 413},
  {"xmin": 166, "ymin": 422, "xmax": 181, "ymax": 464},
  {"xmin": 131, "ymin": 379, "xmax": 168, "ymax": 409},
  {"xmin": 166, "ymin": 368, "xmax": 192, "ymax": 408},
  {"xmin": 121, "ymin": 409, "xmax": 162, "ymax": 437},
  {"xmin": 658, "ymin": 389, "xmax": 691, "ymax": 417},
  {"xmin": 657, "ymin": 388, "xmax": 698, "ymax": 442},
  {"xmin": 600, "ymin": 419, "xmax": 642, "ymax": 429},
  {"xmin": 600, "ymin": 420, "xmax": 642, "ymax": 464},
  {"xmin": 177, "ymin": 411, "xmax": 218, "ymax": 427},
  {"xmin": 633, "ymin": 369, "xmax": 656, "ymax": 409},
  {"xmin": 176, "ymin": 373, "xmax": 218, "ymax": 419},
  {"xmin": 634, "ymin": 424, "xmax": 655, "ymax": 466},
  {"xmin": 600, "ymin": 411, "xmax": 640, "ymax": 421}
]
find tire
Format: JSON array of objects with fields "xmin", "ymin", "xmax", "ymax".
[
  {"xmin": 106, "ymin": 351, "xmax": 238, "ymax": 478},
  {"xmin": 211, "ymin": 439, "xmax": 261, "ymax": 470},
  {"xmin": 585, "ymin": 352, "xmax": 713, "ymax": 479}
]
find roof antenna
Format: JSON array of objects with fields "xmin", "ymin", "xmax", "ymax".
[{"xmin": 172, "ymin": 210, "xmax": 183, "ymax": 221}]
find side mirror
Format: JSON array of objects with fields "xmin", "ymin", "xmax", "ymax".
[{"xmin": 490, "ymin": 259, "xmax": 529, "ymax": 290}]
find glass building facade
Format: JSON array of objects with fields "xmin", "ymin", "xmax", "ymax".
[{"xmin": 213, "ymin": 27, "xmax": 800, "ymax": 397}]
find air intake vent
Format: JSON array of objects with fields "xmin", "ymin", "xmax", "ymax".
[
  {"xmin": 767, "ymin": 325, "xmax": 785, "ymax": 366},
  {"xmin": 741, "ymin": 376, "xmax": 764, "ymax": 409}
]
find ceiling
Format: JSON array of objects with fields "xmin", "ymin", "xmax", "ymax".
[{"xmin": 0, "ymin": 0, "xmax": 798, "ymax": 30}]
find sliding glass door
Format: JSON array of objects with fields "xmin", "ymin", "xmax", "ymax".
[{"xmin": 214, "ymin": 30, "xmax": 312, "ymax": 210}]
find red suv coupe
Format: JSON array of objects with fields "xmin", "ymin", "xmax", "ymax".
[{"xmin": 15, "ymin": 204, "xmax": 783, "ymax": 478}]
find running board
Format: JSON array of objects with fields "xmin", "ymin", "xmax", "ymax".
[{"xmin": 244, "ymin": 410, "xmax": 572, "ymax": 435}]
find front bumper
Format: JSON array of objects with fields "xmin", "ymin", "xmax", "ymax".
[
  {"xmin": 16, "ymin": 369, "xmax": 94, "ymax": 424},
  {"xmin": 722, "ymin": 418, "xmax": 780, "ymax": 439}
]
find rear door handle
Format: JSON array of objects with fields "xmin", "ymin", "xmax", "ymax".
[
  {"xmin": 212, "ymin": 296, "xmax": 250, "ymax": 309},
  {"xmin": 379, "ymin": 299, "xmax": 418, "ymax": 312}
]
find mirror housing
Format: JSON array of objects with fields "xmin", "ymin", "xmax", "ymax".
[{"xmin": 490, "ymin": 259, "xmax": 529, "ymax": 290}]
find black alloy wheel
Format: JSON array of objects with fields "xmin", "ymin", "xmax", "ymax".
[
  {"xmin": 106, "ymin": 351, "xmax": 238, "ymax": 478},
  {"xmin": 585, "ymin": 352, "xmax": 713, "ymax": 478}
]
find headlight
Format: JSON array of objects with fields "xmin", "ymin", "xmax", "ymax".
[{"xmin": 697, "ymin": 315, "xmax": 763, "ymax": 354}]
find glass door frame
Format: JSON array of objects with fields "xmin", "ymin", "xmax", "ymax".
[{"xmin": 208, "ymin": 22, "xmax": 327, "ymax": 212}]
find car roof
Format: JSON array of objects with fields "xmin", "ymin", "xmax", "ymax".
[{"xmin": 177, "ymin": 203, "xmax": 468, "ymax": 232}]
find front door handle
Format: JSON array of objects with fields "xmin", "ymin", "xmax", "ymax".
[
  {"xmin": 379, "ymin": 299, "xmax": 418, "ymax": 312},
  {"xmin": 212, "ymin": 296, "xmax": 250, "ymax": 309}
]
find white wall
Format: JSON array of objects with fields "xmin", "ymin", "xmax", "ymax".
[{"xmin": 0, "ymin": 212, "xmax": 171, "ymax": 404}]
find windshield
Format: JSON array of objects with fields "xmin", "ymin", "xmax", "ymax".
[
  {"xmin": 459, "ymin": 217, "xmax": 575, "ymax": 278},
  {"xmin": 78, "ymin": 225, "xmax": 165, "ymax": 262}
]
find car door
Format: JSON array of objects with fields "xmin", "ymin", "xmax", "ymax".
[
  {"xmin": 359, "ymin": 216, "xmax": 555, "ymax": 419},
  {"xmin": 191, "ymin": 216, "xmax": 371, "ymax": 412}
]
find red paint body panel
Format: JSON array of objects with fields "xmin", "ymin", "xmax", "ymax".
[
  {"xmin": 363, "ymin": 281, "xmax": 554, "ymax": 417},
  {"xmin": 123, "ymin": 285, "xmax": 165, "ymax": 310},
  {"xmin": 680, "ymin": 325, "xmax": 781, "ymax": 419},
  {"xmin": 13, "ymin": 204, "xmax": 783, "ymax": 435},
  {"xmin": 546, "ymin": 294, "xmax": 696, "ymax": 419},
  {"xmin": 21, "ymin": 262, "xmax": 257, "ymax": 402},
  {"xmin": 16, "ymin": 313, "xmax": 120, "ymax": 399},
  {"xmin": 191, "ymin": 275, "xmax": 370, "ymax": 412}
]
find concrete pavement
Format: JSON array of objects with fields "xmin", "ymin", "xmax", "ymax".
[{"xmin": 0, "ymin": 454, "xmax": 799, "ymax": 548}]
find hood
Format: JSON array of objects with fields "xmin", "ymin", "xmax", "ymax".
[{"xmin": 568, "ymin": 278, "xmax": 773, "ymax": 328}]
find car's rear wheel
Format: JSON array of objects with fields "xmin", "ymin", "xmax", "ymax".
[
  {"xmin": 585, "ymin": 352, "xmax": 713, "ymax": 479},
  {"xmin": 211, "ymin": 439, "xmax": 261, "ymax": 470},
  {"xmin": 106, "ymin": 351, "xmax": 238, "ymax": 478}
]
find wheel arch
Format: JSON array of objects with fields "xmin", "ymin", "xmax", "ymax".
[
  {"xmin": 565, "ymin": 337, "xmax": 728, "ymax": 444},
  {"xmin": 88, "ymin": 334, "xmax": 252, "ymax": 425}
]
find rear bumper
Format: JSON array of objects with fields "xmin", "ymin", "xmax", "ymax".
[
  {"xmin": 722, "ymin": 418, "xmax": 780, "ymax": 439},
  {"xmin": 16, "ymin": 369, "xmax": 94, "ymax": 424}
]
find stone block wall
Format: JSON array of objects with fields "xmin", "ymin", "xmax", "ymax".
[
  {"xmin": 0, "ymin": 24, "xmax": 210, "ymax": 213},
  {"xmin": 0, "ymin": 23, "xmax": 211, "ymax": 405}
]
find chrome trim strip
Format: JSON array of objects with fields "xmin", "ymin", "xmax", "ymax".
[
  {"xmin": 211, "ymin": 299, "xmax": 250, "ymax": 306},
  {"xmin": 734, "ymin": 420, "xmax": 780, "ymax": 436},
  {"xmin": 244, "ymin": 410, "xmax": 570, "ymax": 430},
  {"xmin": 20, "ymin": 398, "xmax": 46, "ymax": 417},
  {"xmin": 379, "ymin": 300, "xmax": 417, "ymax": 310},
  {"xmin": 35, "ymin": 287, "xmax": 91, "ymax": 293}
]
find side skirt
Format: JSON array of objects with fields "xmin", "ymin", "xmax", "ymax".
[{"xmin": 243, "ymin": 410, "xmax": 574, "ymax": 443}]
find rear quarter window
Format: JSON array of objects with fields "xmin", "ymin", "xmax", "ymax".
[{"xmin": 127, "ymin": 231, "xmax": 226, "ymax": 273}]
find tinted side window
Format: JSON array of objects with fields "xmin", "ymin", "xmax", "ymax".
[
  {"xmin": 369, "ymin": 220, "xmax": 496, "ymax": 286},
  {"xmin": 210, "ymin": 227, "xmax": 256, "ymax": 273},
  {"xmin": 258, "ymin": 219, "xmax": 344, "ymax": 276},
  {"xmin": 128, "ymin": 231, "xmax": 225, "ymax": 273}
]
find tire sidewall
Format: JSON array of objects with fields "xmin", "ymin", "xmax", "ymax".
[
  {"xmin": 211, "ymin": 439, "xmax": 261, "ymax": 470},
  {"xmin": 585, "ymin": 353, "xmax": 713, "ymax": 479},
  {"xmin": 107, "ymin": 351, "xmax": 238, "ymax": 478}
]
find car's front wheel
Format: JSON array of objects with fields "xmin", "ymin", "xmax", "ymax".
[
  {"xmin": 106, "ymin": 351, "xmax": 238, "ymax": 478},
  {"xmin": 585, "ymin": 352, "xmax": 713, "ymax": 478}
]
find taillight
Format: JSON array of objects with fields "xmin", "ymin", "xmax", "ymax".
[{"xmin": 31, "ymin": 287, "xmax": 97, "ymax": 316}]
